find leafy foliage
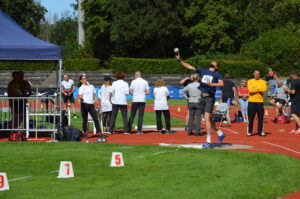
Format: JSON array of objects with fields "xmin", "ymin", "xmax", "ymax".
[
  {"xmin": 242, "ymin": 25, "xmax": 300, "ymax": 75},
  {"xmin": 0, "ymin": 0, "xmax": 46, "ymax": 36}
]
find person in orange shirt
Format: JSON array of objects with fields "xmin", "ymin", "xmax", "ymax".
[{"xmin": 247, "ymin": 69, "xmax": 267, "ymax": 136}]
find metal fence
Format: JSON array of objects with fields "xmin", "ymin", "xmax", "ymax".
[{"xmin": 0, "ymin": 96, "xmax": 60, "ymax": 139}]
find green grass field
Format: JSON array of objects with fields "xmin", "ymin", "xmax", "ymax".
[
  {"xmin": 71, "ymin": 111, "xmax": 186, "ymax": 131},
  {"xmin": 0, "ymin": 142, "xmax": 300, "ymax": 199}
]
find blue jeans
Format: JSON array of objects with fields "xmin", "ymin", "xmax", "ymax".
[{"xmin": 238, "ymin": 98, "xmax": 248, "ymax": 116}]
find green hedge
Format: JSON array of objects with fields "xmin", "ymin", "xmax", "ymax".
[
  {"xmin": 111, "ymin": 57, "xmax": 267, "ymax": 78},
  {"xmin": 0, "ymin": 61, "xmax": 56, "ymax": 70},
  {"xmin": 0, "ymin": 58, "xmax": 101, "ymax": 71},
  {"xmin": 63, "ymin": 59, "xmax": 100, "ymax": 70},
  {"xmin": 111, "ymin": 57, "xmax": 189, "ymax": 74},
  {"xmin": 187, "ymin": 56, "xmax": 268, "ymax": 78}
]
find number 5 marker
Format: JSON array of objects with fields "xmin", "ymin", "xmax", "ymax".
[{"xmin": 110, "ymin": 152, "xmax": 124, "ymax": 167}]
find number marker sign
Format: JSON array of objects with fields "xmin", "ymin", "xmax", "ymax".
[
  {"xmin": 0, "ymin": 173, "xmax": 9, "ymax": 191},
  {"xmin": 110, "ymin": 152, "xmax": 124, "ymax": 167},
  {"xmin": 57, "ymin": 161, "xmax": 74, "ymax": 178}
]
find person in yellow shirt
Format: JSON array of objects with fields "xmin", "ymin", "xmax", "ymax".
[{"xmin": 247, "ymin": 69, "xmax": 267, "ymax": 136}]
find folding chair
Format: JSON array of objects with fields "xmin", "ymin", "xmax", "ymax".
[{"xmin": 212, "ymin": 103, "xmax": 229, "ymax": 128}]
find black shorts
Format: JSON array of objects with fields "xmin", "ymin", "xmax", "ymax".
[
  {"xmin": 291, "ymin": 98, "xmax": 300, "ymax": 114},
  {"xmin": 275, "ymin": 98, "xmax": 286, "ymax": 106},
  {"xmin": 62, "ymin": 93, "xmax": 74, "ymax": 103},
  {"xmin": 199, "ymin": 96, "xmax": 215, "ymax": 113}
]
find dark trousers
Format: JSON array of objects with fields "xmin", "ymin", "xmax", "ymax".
[
  {"xmin": 102, "ymin": 111, "xmax": 112, "ymax": 127},
  {"xmin": 128, "ymin": 102, "xmax": 146, "ymax": 131},
  {"xmin": 248, "ymin": 102, "xmax": 264, "ymax": 134},
  {"xmin": 109, "ymin": 104, "xmax": 128, "ymax": 132},
  {"xmin": 188, "ymin": 102, "xmax": 202, "ymax": 133},
  {"xmin": 81, "ymin": 103, "xmax": 101, "ymax": 133},
  {"xmin": 155, "ymin": 110, "xmax": 171, "ymax": 130}
]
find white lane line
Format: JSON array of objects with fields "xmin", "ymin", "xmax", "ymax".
[
  {"xmin": 48, "ymin": 170, "xmax": 59, "ymax": 173},
  {"xmin": 55, "ymin": 149, "xmax": 88, "ymax": 152},
  {"xmin": 262, "ymin": 141, "xmax": 300, "ymax": 155},
  {"xmin": 9, "ymin": 176, "xmax": 32, "ymax": 182},
  {"xmin": 220, "ymin": 127, "xmax": 239, "ymax": 134},
  {"xmin": 153, "ymin": 151, "xmax": 167, "ymax": 155},
  {"xmin": 112, "ymin": 147, "xmax": 133, "ymax": 149}
]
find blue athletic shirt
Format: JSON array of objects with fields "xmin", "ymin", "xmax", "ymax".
[{"xmin": 195, "ymin": 68, "xmax": 222, "ymax": 96}]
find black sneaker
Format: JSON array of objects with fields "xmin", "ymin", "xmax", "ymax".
[
  {"xmin": 196, "ymin": 132, "xmax": 205, "ymax": 136},
  {"xmin": 97, "ymin": 134, "xmax": 107, "ymax": 143},
  {"xmin": 124, "ymin": 132, "xmax": 131, "ymax": 135},
  {"xmin": 137, "ymin": 131, "xmax": 144, "ymax": 134},
  {"xmin": 158, "ymin": 130, "xmax": 164, "ymax": 134},
  {"xmin": 188, "ymin": 132, "xmax": 194, "ymax": 136},
  {"xmin": 166, "ymin": 130, "xmax": 176, "ymax": 134}
]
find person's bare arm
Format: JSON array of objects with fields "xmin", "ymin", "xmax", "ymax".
[
  {"xmin": 175, "ymin": 54, "xmax": 196, "ymax": 72},
  {"xmin": 179, "ymin": 77, "xmax": 190, "ymax": 85},
  {"xmin": 145, "ymin": 89, "xmax": 150, "ymax": 95},
  {"xmin": 129, "ymin": 89, "xmax": 134, "ymax": 95},
  {"xmin": 207, "ymin": 79, "xmax": 224, "ymax": 87}
]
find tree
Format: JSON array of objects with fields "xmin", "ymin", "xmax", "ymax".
[
  {"xmin": 242, "ymin": 24, "xmax": 300, "ymax": 75},
  {"xmin": 0, "ymin": 0, "xmax": 46, "ymax": 36},
  {"xmin": 110, "ymin": 0, "xmax": 184, "ymax": 58}
]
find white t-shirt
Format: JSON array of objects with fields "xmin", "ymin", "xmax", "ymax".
[
  {"xmin": 78, "ymin": 84, "xmax": 96, "ymax": 104},
  {"xmin": 61, "ymin": 79, "xmax": 75, "ymax": 91},
  {"xmin": 130, "ymin": 77, "xmax": 149, "ymax": 102},
  {"xmin": 153, "ymin": 86, "xmax": 169, "ymax": 110},
  {"xmin": 111, "ymin": 80, "xmax": 129, "ymax": 105},
  {"xmin": 100, "ymin": 84, "xmax": 112, "ymax": 112}
]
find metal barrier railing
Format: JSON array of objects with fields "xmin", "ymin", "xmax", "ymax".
[{"xmin": 0, "ymin": 96, "xmax": 60, "ymax": 139}]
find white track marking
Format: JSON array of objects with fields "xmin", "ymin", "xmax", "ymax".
[
  {"xmin": 220, "ymin": 127, "xmax": 239, "ymax": 134},
  {"xmin": 263, "ymin": 141, "xmax": 300, "ymax": 155},
  {"xmin": 153, "ymin": 151, "xmax": 167, "ymax": 155},
  {"xmin": 48, "ymin": 170, "xmax": 59, "ymax": 173},
  {"xmin": 55, "ymin": 149, "xmax": 88, "ymax": 152},
  {"xmin": 112, "ymin": 147, "xmax": 133, "ymax": 149},
  {"xmin": 9, "ymin": 176, "xmax": 32, "ymax": 182}
]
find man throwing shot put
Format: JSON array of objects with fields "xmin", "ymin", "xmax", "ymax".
[{"xmin": 175, "ymin": 52, "xmax": 225, "ymax": 148}]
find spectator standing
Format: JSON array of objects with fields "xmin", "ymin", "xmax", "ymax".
[
  {"xmin": 61, "ymin": 74, "xmax": 76, "ymax": 118},
  {"xmin": 180, "ymin": 74, "xmax": 204, "ymax": 136},
  {"xmin": 77, "ymin": 75, "xmax": 106, "ymax": 142},
  {"xmin": 128, "ymin": 71, "xmax": 150, "ymax": 134},
  {"xmin": 109, "ymin": 72, "xmax": 130, "ymax": 134},
  {"xmin": 100, "ymin": 76, "xmax": 113, "ymax": 133},
  {"xmin": 247, "ymin": 69, "xmax": 267, "ymax": 136},
  {"xmin": 7, "ymin": 71, "xmax": 31, "ymax": 128},
  {"xmin": 220, "ymin": 74, "xmax": 239, "ymax": 123},
  {"xmin": 176, "ymin": 54, "xmax": 225, "ymax": 148},
  {"xmin": 238, "ymin": 80, "xmax": 249, "ymax": 122},
  {"xmin": 153, "ymin": 79, "xmax": 175, "ymax": 134},
  {"xmin": 286, "ymin": 72, "xmax": 300, "ymax": 134},
  {"xmin": 179, "ymin": 74, "xmax": 194, "ymax": 130}
]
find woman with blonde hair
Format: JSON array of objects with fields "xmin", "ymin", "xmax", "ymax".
[
  {"xmin": 153, "ymin": 79, "xmax": 175, "ymax": 134},
  {"xmin": 238, "ymin": 80, "xmax": 249, "ymax": 122}
]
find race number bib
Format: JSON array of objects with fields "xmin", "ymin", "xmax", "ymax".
[{"xmin": 201, "ymin": 75, "xmax": 213, "ymax": 84}]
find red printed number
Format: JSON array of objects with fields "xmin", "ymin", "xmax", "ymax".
[
  {"xmin": 65, "ymin": 164, "xmax": 70, "ymax": 175},
  {"xmin": 115, "ymin": 154, "xmax": 121, "ymax": 165},
  {"xmin": 0, "ymin": 175, "xmax": 4, "ymax": 189}
]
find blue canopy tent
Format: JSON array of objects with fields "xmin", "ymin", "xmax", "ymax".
[{"xmin": 0, "ymin": 9, "xmax": 63, "ymax": 139}]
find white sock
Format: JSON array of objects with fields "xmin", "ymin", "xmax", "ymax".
[
  {"xmin": 217, "ymin": 129, "xmax": 223, "ymax": 136},
  {"xmin": 206, "ymin": 135, "xmax": 211, "ymax": 143}
]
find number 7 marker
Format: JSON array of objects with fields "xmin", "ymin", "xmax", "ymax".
[{"xmin": 57, "ymin": 161, "xmax": 74, "ymax": 178}]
